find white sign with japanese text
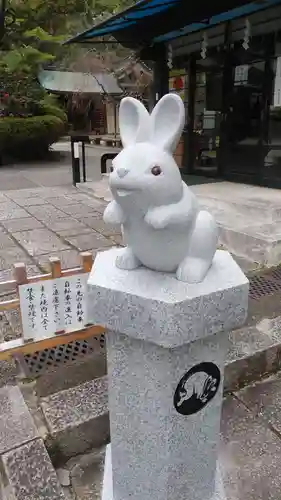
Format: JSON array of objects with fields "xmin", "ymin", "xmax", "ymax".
[{"xmin": 19, "ymin": 274, "xmax": 89, "ymax": 341}]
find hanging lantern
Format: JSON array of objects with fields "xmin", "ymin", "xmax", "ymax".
[
  {"xmin": 242, "ymin": 18, "xmax": 251, "ymax": 50},
  {"xmin": 200, "ymin": 32, "xmax": 208, "ymax": 59},
  {"xmin": 167, "ymin": 44, "xmax": 173, "ymax": 70}
]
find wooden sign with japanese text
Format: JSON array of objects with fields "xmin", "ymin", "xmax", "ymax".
[{"xmin": 19, "ymin": 274, "xmax": 89, "ymax": 341}]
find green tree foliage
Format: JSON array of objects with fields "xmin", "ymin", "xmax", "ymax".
[{"xmin": 0, "ymin": 0, "xmax": 132, "ymax": 116}]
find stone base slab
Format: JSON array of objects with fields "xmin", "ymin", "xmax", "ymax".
[{"xmin": 87, "ymin": 248, "xmax": 248, "ymax": 347}]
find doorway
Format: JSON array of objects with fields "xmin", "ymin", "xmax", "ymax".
[
  {"xmin": 191, "ymin": 59, "xmax": 223, "ymax": 177},
  {"xmin": 220, "ymin": 37, "xmax": 269, "ymax": 183}
]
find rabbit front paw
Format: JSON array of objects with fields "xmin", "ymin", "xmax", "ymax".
[
  {"xmin": 144, "ymin": 208, "xmax": 170, "ymax": 229},
  {"xmin": 115, "ymin": 248, "xmax": 141, "ymax": 270},
  {"xmin": 103, "ymin": 201, "xmax": 125, "ymax": 225}
]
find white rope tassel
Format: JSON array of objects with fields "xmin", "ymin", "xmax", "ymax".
[
  {"xmin": 242, "ymin": 18, "xmax": 251, "ymax": 50},
  {"xmin": 201, "ymin": 32, "xmax": 208, "ymax": 59},
  {"xmin": 167, "ymin": 44, "xmax": 173, "ymax": 70}
]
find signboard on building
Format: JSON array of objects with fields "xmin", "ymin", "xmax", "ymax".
[
  {"xmin": 169, "ymin": 69, "xmax": 187, "ymax": 101},
  {"xmin": 234, "ymin": 65, "xmax": 249, "ymax": 86},
  {"xmin": 19, "ymin": 274, "xmax": 89, "ymax": 341}
]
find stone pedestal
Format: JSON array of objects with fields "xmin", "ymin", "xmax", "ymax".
[{"xmin": 87, "ymin": 248, "xmax": 248, "ymax": 500}]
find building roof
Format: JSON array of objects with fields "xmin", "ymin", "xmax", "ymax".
[
  {"xmin": 38, "ymin": 70, "xmax": 123, "ymax": 95},
  {"xmin": 66, "ymin": 0, "xmax": 281, "ymax": 48}
]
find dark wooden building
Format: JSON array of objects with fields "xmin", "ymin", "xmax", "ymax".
[{"xmin": 68, "ymin": 0, "xmax": 281, "ymax": 188}]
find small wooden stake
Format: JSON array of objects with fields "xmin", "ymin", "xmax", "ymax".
[
  {"xmin": 13, "ymin": 263, "xmax": 30, "ymax": 341},
  {"xmin": 50, "ymin": 256, "xmax": 62, "ymax": 279},
  {"xmin": 49, "ymin": 256, "xmax": 65, "ymax": 335},
  {"xmin": 81, "ymin": 252, "xmax": 93, "ymax": 273}
]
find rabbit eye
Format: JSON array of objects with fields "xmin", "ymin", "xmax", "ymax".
[{"xmin": 151, "ymin": 166, "xmax": 162, "ymax": 176}]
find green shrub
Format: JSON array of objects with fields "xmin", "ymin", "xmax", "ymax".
[
  {"xmin": 0, "ymin": 114, "xmax": 66, "ymax": 160},
  {"xmin": 39, "ymin": 102, "xmax": 68, "ymax": 123}
]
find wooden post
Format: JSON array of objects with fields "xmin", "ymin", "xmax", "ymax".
[
  {"xmin": 152, "ymin": 44, "xmax": 169, "ymax": 105},
  {"xmin": 50, "ymin": 256, "xmax": 62, "ymax": 279},
  {"xmin": 13, "ymin": 262, "xmax": 29, "ymax": 341},
  {"xmin": 81, "ymin": 252, "xmax": 93, "ymax": 273},
  {"xmin": 13, "ymin": 262, "xmax": 27, "ymax": 286},
  {"xmin": 49, "ymin": 256, "xmax": 65, "ymax": 335}
]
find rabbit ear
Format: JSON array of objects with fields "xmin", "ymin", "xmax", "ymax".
[
  {"xmin": 150, "ymin": 93, "xmax": 185, "ymax": 152},
  {"xmin": 119, "ymin": 97, "xmax": 150, "ymax": 147}
]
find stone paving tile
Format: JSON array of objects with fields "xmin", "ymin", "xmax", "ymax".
[
  {"xmin": 67, "ymin": 448, "xmax": 105, "ymax": 500},
  {"xmin": 0, "ymin": 174, "xmax": 37, "ymax": 190},
  {"xmin": 0, "ymin": 217, "xmax": 44, "ymax": 232},
  {"xmin": 42, "ymin": 218, "xmax": 93, "ymax": 237},
  {"xmin": 26, "ymin": 204, "xmax": 68, "ymax": 221},
  {"xmin": 4, "ymin": 189, "xmax": 43, "ymax": 199},
  {"xmin": 0, "ymin": 315, "xmax": 15, "ymax": 342},
  {"xmin": 37, "ymin": 249, "xmax": 81, "ymax": 272},
  {"xmin": 84, "ymin": 218, "xmax": 121, "ymax": 238},
  {"xmin": 0, "ymin": 246, "xmax": 33, "ymax": 270},
  {"xmin": 109, "ymin": 234, "xmax": 124, "ymax": 246},
  {"xmin": 82, "ymin": 199, "xmax": 107, "ymax": 213},
  {"xmin": 40, "ymin": 187, "xmax": 76, "ymax": 197},
  {"xmin": 0, "ymin": 201, "xmax": 31, "ymax": 220},
  {"xmin": 14, "ymin": 196, "xmax": 46, "ymax": 207},
  {"xmin": 63, "ymin": 233, "xmax": 113, "ymax": 252},
  {"xmin": 256, "ymin": 316, "xmax": 281, "ymax": 343},
  {"xmin": 227, "ymin": 325, "xmax": 273, "ymax": 363},
  {"xmin": 12, "ymin": 228, "xmax": 70, "ymax": 256},
  {"xmin": 62, "ymin": 193, "xmax": 95, "ymax": 204},
  {"xmin": 0, "ymin": 232, "xmax": 18, "ymax": 249},
  {"xmin": 237, "ymin": 372, "xmax": 281, "ymax": 434},
  {"xmin": 0, "ymin": 386, "xmax": 38, "ymax": 455},
  {"xmin": 59, "ymin": 227, "xmax": 93, "ymax": 238},
  {"xmin": 4, "ymin": 308, "xmax": 23, "ymax": 339},
  {"xmin": 45, "ymin": 196, "xmax": 78, "ymax": 208},
  {"xmin": 220, "ymin": 395, "xmax": 281, "ymax": 500},
  {"xmin": 42, "ymin": 218, "xmax": 84, "ymax": 232},
  {"xmin": 79, "ymin": 215, "xmax": 105, "ymax": 228},
  {"xmin": 60, "ymin": 203, "xmax": 101, "ymax": 217},
  {"xmin": 2, "ymin": 438, "xmax": 65, "ymax": 500},
  {"xmin": 0, "ymin": 193, "xmax": 9, "ymax": 203},
  {"xmin": 0, "ymin": 359, "xmax": 19, "ymax": 388}
]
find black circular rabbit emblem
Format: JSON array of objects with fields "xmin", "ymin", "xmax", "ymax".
[{"xmin": 174, "ymin": 362, "xmax": 221, "ymax": 416}]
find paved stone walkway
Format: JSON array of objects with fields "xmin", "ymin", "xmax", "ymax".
[
  {"xmin": 0, "ymin": 185, "xmax": 122, "ymax": 346},
  {"xmin": 0, "ymin": 185, "xmax": 122, "ymax": 281},
  {"xmin": 0, "ymin": 143, "xmax": 119, "ymax": 191}
]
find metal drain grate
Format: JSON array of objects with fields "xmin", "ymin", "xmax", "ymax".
[
  {"xmin": 22, "ymin": 334, "xmax": 105, "ymax": 376},
  {"xmin": 265, "ymin": 267, "xmax": 281, "ymax": 282},
  {"xmin": 249, "ymin": 274, "xmax": 281, "ymax": 300}
]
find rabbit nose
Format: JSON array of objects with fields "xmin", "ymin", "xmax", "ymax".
[{"xmin": 117, "ymin": 167, "xmax": 129, "ymax": 178}]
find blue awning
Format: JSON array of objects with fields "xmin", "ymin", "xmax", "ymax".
[
  {"xmin": 66, "ymin": 0, "xmax": 281, "ymax": 48},
  {"xmin": 154, "ymin": 0, "xmax": 281, "ymax": 43}
]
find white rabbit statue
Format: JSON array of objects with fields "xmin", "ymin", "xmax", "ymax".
[{"xmin": 103, "ymin": 93, "xmax": 218, "ymax": 283}]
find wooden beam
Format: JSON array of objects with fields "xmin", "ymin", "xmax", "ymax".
[{"xmin": 0, "ymin": 324, "xmax": 106, "ymax": 361}]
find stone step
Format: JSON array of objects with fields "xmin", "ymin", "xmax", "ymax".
[
  {"xmin": 77, "ymin": 177, "xmax": 112, "ymax": 203},
  {"xmin": 77, "ymin": 179, "xmax": 281, "ymax": 266},
  {"xmin": 0, "ymin": 386, "xmax": 65, "ymax": 500},
  {"xmin": 197, "ymin": 194, "xmax": 281, "ymax": 225},
  {"xmin": 225, "ymin": 316, "xmax": 281, "ymax": 391},
  {"xmin": 219, "ymin": 223, "xmax": 281, "ymax": 267},
  {"xmin": 41, "ymin": 376, "xmax": 109, "ymax": 461}
]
